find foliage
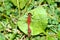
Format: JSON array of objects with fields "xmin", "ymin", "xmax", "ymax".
[
  {"xmin": 0, "ymin": 0, "xmax": 60, "ymax": 40},
  {"xmin": 17, "ymin": 6, "xmax": 48, "ymax": 35}
]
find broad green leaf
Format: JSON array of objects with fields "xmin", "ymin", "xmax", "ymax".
[
  {"xmin": 4, "ymin": 2, "xmax": 12, "ymax": 10},
  {"xmin": 39, "ymin": 0, "xmax": 44, "ymax": 4},
  {"xmin": 55, "ymin": 0, "xmax": 60, "ymax": 2},
  {"xmin": 57, "ymin": 24, "xmax": 60, "ymax": 39},
  {"xmin": 46, "ymin": 0, "xmax": 55, "ymax": 4},
  {"xmin": 17, "ymin": 6, "xmax": 48, "ymax": 35},
  {"xmin": 0, "ymin": 23, "xmax": 4, "ymax": 31},
  {"xmin": 40, "ymin": 36, "xmax": 45, "ymax": 40},
  {"xmin": 26, "ymin": 0, "xmax": 35, "ymax": 11},
  {"xmin": 47, "ymin": 36, "xmax": 56, "ymax": 40},
  {"xmin": 0, "ymin": 7, "xmax": 4, "ymax": 12},
  {"xmin": 58, "ymin": 24, "xmax": 60, "ymax": 31},
  {"xmin": 0, "ymin": 33, "xmax": 5, "ymax": 40},
  {"xmin": 8, "ymin": 33, "xmax": 16, "ymax": 40},
  {"xmin": 11, "ymin": 0, "xmax": 28, "ymax": 9},
  {"xmin": 57, "ymin": 31, "xmax": 60, "ymax": 38},
  {"xmin": 10, "ymin": 0, "xmax": 17, "ymax": 7},
  {"xmin": 19, "ymin": 0, "xmax": 28, "ymax": 9},
  {"xmin": 32, "ymin": 36, "xmax": 41, "ymax": 40}
]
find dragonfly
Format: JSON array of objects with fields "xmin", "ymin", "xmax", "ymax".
[{"xmin": 27, "ymin": 13, "xmax": 32, "ymax": 37}]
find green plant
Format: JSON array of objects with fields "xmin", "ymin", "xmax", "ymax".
[{"xmin": 0, "ymin": 0, "xmax": 60, "ymax": 40}]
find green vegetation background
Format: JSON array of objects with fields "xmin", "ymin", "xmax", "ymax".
[{"xmin": 0, "ymin": 0, "xmax": 60, "ymax": 40}]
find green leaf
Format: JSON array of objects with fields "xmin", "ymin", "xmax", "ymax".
[
  {"xmin": 39, "ymin": 0, "xmax": 44, "ymax": 4},
  {"xmin": 0, "ymin": 7, "xmax": 4, "ymax": 12},
  {"xmin": 0, "ymin": 33, "xmax": 5, "ymax": 40},
  {"xmin": 10, "ymin": 0, "xmax": 17, "ymax": 7},
  {"xmin": 57, "ymin": 24, "xmax": 60, "ymax": 39},
  {"xmin": 17, "ymin": 6, "xmax": 48, "ymax": 35},
  {"xmin": 10, "ymin": 0, "xmax": 28, "ymax": 9},
  {"xmin": 47, "ymin": 36, "xmax": 56, "ymax": 40},
  {"xmin": 19, "ymin": 0, "xmax": 28, "ymax": 9},
  {"xmin": 55, "ymin": 0, "xmax": 60, "ymax": 2},
  {"xmin": 32, "ymin": 36, "xmax": 41, "ymax": 40},
  {"xmin": 8, "ymin": 33, "xmax": 16, "ymax": 40},
  {"xmin": 46, "ymin": 0, "xmax": 55, "ymax": 4},
  {"xmin": 0, "ymin": 23, "xmax": 4, "ymax": 31}
]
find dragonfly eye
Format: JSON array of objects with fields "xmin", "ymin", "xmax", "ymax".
[{"xmin": 28, "ymin": 13, "xmax": 32, "ymax": 16}]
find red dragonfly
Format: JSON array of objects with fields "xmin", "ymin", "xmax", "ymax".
[{"xmin": 27, "ymin": 13, "xmax": 32, "ymax": 37}]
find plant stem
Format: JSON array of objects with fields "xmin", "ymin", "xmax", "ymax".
[
  {"xmin": 28, "ymin": 37, "xmax": 32, "ymax": 40},
  {"xmin": 17, "ymin": 0, "xmax": 20, "ymax": 16}
]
